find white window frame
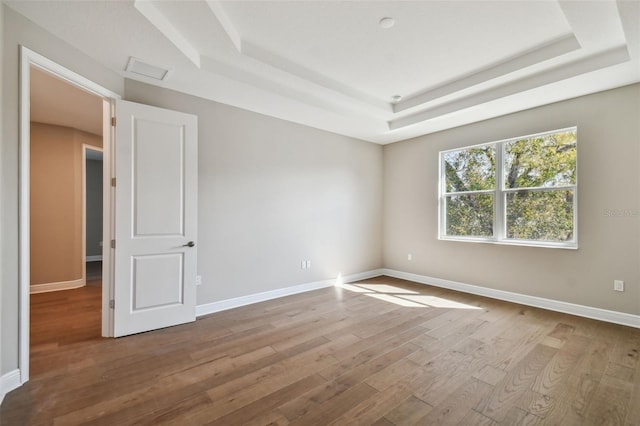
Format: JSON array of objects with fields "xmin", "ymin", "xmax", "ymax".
[{"xmin": 439, "ymin": 127, "xmax": 578, "ymax": 249}]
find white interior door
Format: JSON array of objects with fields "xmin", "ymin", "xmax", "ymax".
[{"xmin": 113, "ymin": 100, "xmax": 198, "ymax": 337}]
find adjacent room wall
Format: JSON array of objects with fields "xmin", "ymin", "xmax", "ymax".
[
  {"xmin": 85, "ymin": 158, "xmax": 102, "ymax": 258},
  {"xmin": 384, "ymin": 83, "xmax": 640, "ymax": 316},
  {"xmin": 125, "ymin": 80, "xmax": 384, "ymax": 305},
  {"xmin": 2, "ymin": 4, "xmax": 124, "ymax": 376},
  {"xmin": 30, "ymin": 123, "xmax": 102, "ymax": 287}
]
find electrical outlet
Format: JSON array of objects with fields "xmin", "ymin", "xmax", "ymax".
[
  {"xmin": 306, "ymin": 260, "xmax": 311, "ymax": 269},
  {"xmin": 301, "ymin": 261, "xmax": 306, "ymax": 269},
  {"xmin": 408, "ymin": 253, "xmax": 412, "ymax": 261},
  {"xmin": 614, "ymin": 280, "xmax": 624, "ymax": 292},
  {"xmin": 195, "ymin": 275, "xmax": 202, "ymax": 286}
]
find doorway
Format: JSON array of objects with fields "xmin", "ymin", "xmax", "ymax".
[
  {"xmin": 84, "ymin": 146, "xmax": 104, "ymax": 284},
  {"xmin": 28, "ymin": 67, "xmax": 104, "ymax": 376},
  {"xmin": 19, "ymin": 47, "xmax": 197, "ymax": 386},
  {"xmin": 19, "ymin": 47, "xmax": 120, "ymax": 384}
]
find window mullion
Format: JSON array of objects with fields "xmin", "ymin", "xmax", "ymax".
[
  {"xmin": 494, "ymin": 142, "xmax": 504, "ymax": 240},
  {"xmin": 439, "ymin": 155, "xmax": 445, "ymax": 238}
]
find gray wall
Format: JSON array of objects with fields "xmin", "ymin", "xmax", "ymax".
[
  {"xmin": 85, "ymin": 158, "xmax": 103, "ymax": 258},
  {"xmin": 2, "ymin": 5, "xmax": 124, "ymax": 374},
  {"xmin": 384, "ymin": 83, "xmax": 640, "ymax": 315},
  {"xmin": 125, "ymin": 80, "xmax": 384, "ymax": 304},
  {"xmin": 0, "ymin": 0, "xmax": 5, "ymax": 386}
]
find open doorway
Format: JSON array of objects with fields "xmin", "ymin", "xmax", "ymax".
[
  {"xmin": 19, "ymin": 47, "xmax": 120, "ymax": 384},
  {"xmin": 28, "ymin": 67, "xmax": 105, "ymax": 375},
  {"xmin": 19, "ymin": 47, "xmax": 196, "ymax": 386}
]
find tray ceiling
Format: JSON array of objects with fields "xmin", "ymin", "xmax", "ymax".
[{"xmin": 7, "ymin": 0, "xmax": 640, "ymax": 144}]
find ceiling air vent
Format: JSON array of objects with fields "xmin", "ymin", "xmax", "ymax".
[{"xmin": 125, "ymin": 57, "xmax": 170, "ymax": 81}]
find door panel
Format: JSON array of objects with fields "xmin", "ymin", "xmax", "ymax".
[
  {"xmin": 133, "ymin": 119, "xmax": 185, "ymax": 236},
  {"xmin": 132, "ymin": 253, "xmax": 184, "ymax": 310},
  {"xmin": 113, "ymin": 100, "xmax": 197, "ymax": 337}
]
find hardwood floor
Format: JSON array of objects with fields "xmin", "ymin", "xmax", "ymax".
[{"xmin": 2, "ymin": 276, "xmax": 639, "ymax": 425}]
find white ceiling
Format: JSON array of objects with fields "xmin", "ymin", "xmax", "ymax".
[{"xmin": 8, "ymin": 0, "xmax": 640, "ymax": 144}]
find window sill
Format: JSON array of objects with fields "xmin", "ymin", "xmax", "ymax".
[{"xmin": 438, "ymin": 236, "xmax": 578, "ymax": 250}]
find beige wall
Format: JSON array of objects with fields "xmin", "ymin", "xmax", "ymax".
[
  {"xmin": 30, "ymin": 122, "xmax": 101, "ymax": 285},
  {"xmin": 2, "ymin": 5, "xmax": 124, "ymax": 374},
  {"xmin": 384, "ymin": 83, "xmax": 640, "ymax": 316},
  {"xmin": 125, "ymin": 80, "xmax": 384, "ymax": 304}
]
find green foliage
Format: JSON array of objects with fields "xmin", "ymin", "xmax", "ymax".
[
  {"xmin": 444, "ymin": 146, "xmax": 495, "ymax": 192},
  {"xmin": 506, "ymin": 190, "xmax": 574, "ymax": 241},
  {"xmin": 443, "ymin": 129, "xmax": 577, "ymax": 242},
  {"xmin": 504, "ymin": 130, "xmax": 576, "ymax": 189},
  {"xmin": 446, "ymin": 194, "xmax": 494, "ymax": 237}
]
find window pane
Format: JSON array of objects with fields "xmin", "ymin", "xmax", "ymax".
[
  {"xmin": 443, "ymin": 146, "xmax": 495, "ymax": 192},
  {"xmin": 506, "ymin": 190, "xmax": 574, "ymax": 242},
  {"xmin": 503, "ymin": 130, "xmax": 576, "ymax": 189},
  {"xmin": 446, "ymin": 194, "xmax": 494, "ymax": 237}
]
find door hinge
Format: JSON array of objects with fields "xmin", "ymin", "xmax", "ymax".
[
  {"xmin": 111, "ymin": 117, "xmax": 116, "ymax": 127},
  {"xmin": 111, "ymin": 239, "xmax": 116, "ymax": 249},
  {"xmin": 111, "ymin": 177, "xmax": 116, "ymax": 187},
  {"xmin": 109, "ymin": 300, "xmax": 115, "ymax": 309}
]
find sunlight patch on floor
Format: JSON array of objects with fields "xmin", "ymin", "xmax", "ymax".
[
  {"xmin": 355, "ymin": 284, "xmax": 419, "ymax": 294},
  {"xmin": 366, "ymin": 293, "xmax": 425, "ymax": 307},
  {"xmin": 336, "ymin": 278, "xmax": 482, "ymax": 310}
]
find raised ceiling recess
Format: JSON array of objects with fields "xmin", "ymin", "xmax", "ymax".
[{"xmin": 8, "ymin": 0, "xmax": 640, "ymax": 144}]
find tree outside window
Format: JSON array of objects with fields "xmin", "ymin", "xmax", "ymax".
[{"xmin": 440, "ymin": 128, "xmax": 577, "ymax": 248}]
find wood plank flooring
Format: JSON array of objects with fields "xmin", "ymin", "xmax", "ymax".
[{"xmin": 2, "ymin": 276, "xmax": 639, "ymax": 425}]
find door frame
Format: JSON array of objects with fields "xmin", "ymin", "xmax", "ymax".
[{"xmin": 19, "ymin": 46, "xmax": 121, "ymax": 384}]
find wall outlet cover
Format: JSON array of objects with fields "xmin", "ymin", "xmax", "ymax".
[{"xmin": 614, "ymin": 280, "xmax": 624, "ymax": 292}]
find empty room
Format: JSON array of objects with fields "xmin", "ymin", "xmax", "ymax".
[{"xmin": 1, "ymin": 1, "xmax": 639, "ymax": 425}]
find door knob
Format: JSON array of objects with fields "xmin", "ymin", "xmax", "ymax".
[{"xmin": 182, "ymin": 241, "xmax": 195, "ymax": 247}]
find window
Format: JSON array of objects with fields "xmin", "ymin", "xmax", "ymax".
[{"xmin": 440, "ymin": 127, "xmax": 577, "ymax": 248}]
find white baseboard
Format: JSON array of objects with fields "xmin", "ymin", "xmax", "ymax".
[
  {"xmin": 30, "ymin": 278, "xmax": 85, "ymax": 294},
  {"xmin": 382, "ymin": 269, "xmax": 640, "ymax": 329},
  {"xmin": 1, "ymin": 370, "xmax": 21, "ymax": 404},
  {"xmin": 196, "ymin": 269, "xmax": 384, "ymax": 317},
  {"xmin": 86, "ymin": 255, "xmax": 102, "ymax": 262}
]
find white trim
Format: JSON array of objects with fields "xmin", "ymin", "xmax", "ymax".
[
  {"xmin": 19, "ymin": 46, "xmax": 121, "ymax": 386},
  {"xmin": 340, "ymin": 269, "xmax": 385, "ymax": 284},
  {"xmin": 394, "ymin": 34, "xmax": 581, "ymax": 113},
  {"xmin": 382, "ymin": 269, "xmax": 640, "ymax": 329},
  {"xmin": 102, "ymin": 99, "xmax": 115, "ymax": 338},
  {"xmin": 86, "ymin": 255, "xmax": 103, "ymax": 262},
  {"xmin": 0, "ymin": 370, "xmax": 22, "ymax": 404},
  {"xmin": 196, "ymin": 269, "xmax": 384, "ymax": 317},
  {"xmin": 30, "ymin": 279, "xmax": 85, "ymax": 294}
]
